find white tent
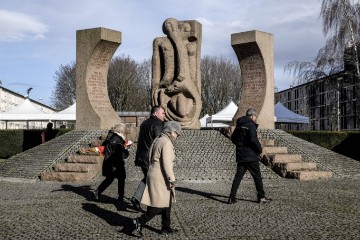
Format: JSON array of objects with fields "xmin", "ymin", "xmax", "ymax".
[
  {"xmin": 275, "ymin": 102, "xmax": 309, "ymax": 124},
  {"xmin": 199, "ymin": 114, "xmax": 209, "ymax": 127},
  {"xmin": 0, "ymin": 98, "xmax": 51, "ymax": 121},
  {"xmin": 51, "ymin": 102, "xmax": 76, "ymax": 121},
  {"xmin": 0, "ymin": 98, "xmax": 51, "ymax": 129},
  {"xmin": 205, "ymin": 101, "xmax": 238, "ymax": 127}
]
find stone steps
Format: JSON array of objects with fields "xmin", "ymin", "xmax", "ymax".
[
  {"xmin": 273, "ymin": 162, "xmax": 317, "ymax": 177},
  {"xmin": 53, "ymin": 162, "xmax": 101, "ymax": 172},
  {"xmin": 41, "ymin": 152, "xmax": 104, "ymax": 182},
  {"xmin": 40, "ymin": 171, "xmax": 99, "ymax": 182},
  {"xmin": 263, "ymin": 146, "xmax": 288, "ymax": 154},
  {"xmin": 260, "ymin": 136, "xmax": 332, "ymax": 181},
  {"xmin": 67, "ymin": 155, "xmax": 102, "ymax": 163},
  {"xmin": 286, "ymin": 171, "xmax": 333, "ymax": 180},
  {"xmin": 260, "ymin": 139, "xmax": 275, "ymax": 146},
  {"xmin": 268, "ymin": 154, "xmax": 302, "ymax": 163},
  {"xmin": 40, "ymin": 133, "xmax": 108, "ymax": 182}
]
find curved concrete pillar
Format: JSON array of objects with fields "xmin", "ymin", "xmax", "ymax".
[
  {"xmin": 231, "ymin": 30, "xmax": 274, "ymax": 129},
  {"xmin": 76, "ymin": 27, "xmax": 121, "ymax": 130}
]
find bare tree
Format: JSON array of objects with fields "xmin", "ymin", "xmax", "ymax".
[
  {"xmin": 320, "ymin": 0, "xmax": 360, "ymax": 78},
  {"xmin": 201, "ymin": 55, "xmax": 242, "ymax": 117},
  {"xmin": 107, "ymin": 55, "xmax": 152, "ymax": 111},
  {"xmin": 51, "ymin": 62, "xmax": 76, "ymax": 110},
  {"xmin": 135, "ymin": 58, "xmax": 152, "ymax": 111},
  {"xmin": 51, "ymin": 56, "xmax": 152, "ymax": 112},
  {"xmin": 286, "ymin": 0, "xmax": 360, "ymax": 83},
  {"xmin": 52, "ymin": 55, "xmax": 242, "ymax": 115},
  {"xmin": 285, "ymin": 0, "xmax": 360, "ymax": 130}
]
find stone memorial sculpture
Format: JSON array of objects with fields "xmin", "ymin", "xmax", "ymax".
[
  {"xmin": 230, "ymin": 30, "xmax": 274, "ymax": 129},
  {"xmin": 151, "ymin": 18, "xmax": 202, "ymax": 129},
  {"xmin": 76, "ymin": 27, "xmax": 122, "ymax": 130}
]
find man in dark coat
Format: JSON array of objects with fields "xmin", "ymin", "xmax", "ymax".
[
  {"xmin": 228, "ymin": 108, "xmax": 272, "ymax": 204},
  {"xmin": 94, "ymin": 123, "xmax": 129, "ymax": 209},
  {"xmin": 130, "ymin": 106, "xmax": 165, "ymax": 211}
]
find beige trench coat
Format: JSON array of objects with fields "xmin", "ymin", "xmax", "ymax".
[{"xmin": 141, "ymin": 134, "xmax": 176, "ymax": 208}]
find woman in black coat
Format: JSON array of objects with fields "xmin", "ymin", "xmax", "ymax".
[{"xmin": 94, "ymin": 123, "xmax": 130, "ymax": 208}]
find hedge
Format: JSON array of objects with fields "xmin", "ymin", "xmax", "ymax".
[
  {"xmin": 288, "ymin": 131, "xmax": 360, "ymax": 161},
  {"xmin": 0, "ymin": 129, "xmax": 72, "ymax": 159}
]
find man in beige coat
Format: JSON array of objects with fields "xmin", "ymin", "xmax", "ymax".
[{"xmin": 132, "ymin": 121, "xmax": 181, "ymax": 237}]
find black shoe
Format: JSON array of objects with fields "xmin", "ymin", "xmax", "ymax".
[
  {"xmin": 258, "ymin": 197, "xmax": 272, "ymax": 203},
  {"xmin": 133, "ymin": 218, "xmax": 143, "ymax": 237},
  {"xmin": 228, "ymin": 197, "xmax": 237, "ymax": 204},
  {"xmin": 131, "ymin": 197, "xmax": 142, "ymax": 211},
  {"xmin": 161, "ymin": 227, "xmax": 179, "ymax": 234}
]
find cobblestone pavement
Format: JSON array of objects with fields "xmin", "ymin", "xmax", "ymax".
[{"xmin": 0, "ymin": 177, "xmax": 359, "ymax": 239}]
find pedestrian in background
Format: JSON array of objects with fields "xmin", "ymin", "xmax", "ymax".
[
  {"xmin": 132, "ymin": 121, "xmax": 181, "ymax": 237},
  {"xmin": 41, "ymin": 122, "xmax": 55, "ymax": 143},
  {"xmin": 130, "ymin": 106, "xmax": 165, "ymax": 211},
  {"xmin": 228, "ymin": 108, "xmax": 272, "ymax": 204}
]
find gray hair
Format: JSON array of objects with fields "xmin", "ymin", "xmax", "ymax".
[
  {"xmin": 163, "ymin": 121, "xmax": 182, "ymax": 135},
  {"xmin": 113, "ymin": 123, "xmax": 127, "ymax": 134},
  {"xmin": 246, "ymin": 108, "xmax": 257, "ymax": 117}
]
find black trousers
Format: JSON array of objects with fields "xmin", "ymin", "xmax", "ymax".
[
  {"xmin": 140, "ymin": 167, "xmax": 148, "ymax": 184},
  {"xmin": 230, "ymin": 161, "xmax": 265, "ymax": 199},
  {"xmin": 97, "ymin": 175, "xmax": 125, "ymax": 200},
  {"xmin": 138, "ymin": 204, "xmax": 171, "ymax": 229}
]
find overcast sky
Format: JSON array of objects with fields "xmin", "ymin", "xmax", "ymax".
[{"xmin": 0, "ymin": 0, "xmax": 326, "ymax": 107}]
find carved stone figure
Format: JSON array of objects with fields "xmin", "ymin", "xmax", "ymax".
[{"xmin": 152, "ymin": 18, "xmax": 202, "ymax": 129}]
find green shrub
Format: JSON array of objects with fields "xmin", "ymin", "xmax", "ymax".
[
  {"xmin": 0, "ymin": 129, "xmax": 73, "ymax": 159},
  {"xmin": 0, "ymin": 130, "xmax": 24, "ymax": 158},
  {"xmin": 288, "ymin": 131, "xmax": 360, "ymax": 161}
]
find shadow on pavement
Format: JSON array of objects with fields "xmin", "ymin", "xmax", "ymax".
[
  {"xmin": 176, "ymin": 186, "xmax": 229, "ymax": 203},
  {"xmin": 53, "ymin": 184, "xmax": 95, "ymax": 201},
  {"xmin": 82, "ymin": 203, "xmax": 136, "ymax": 237},
  {"xmin": 54, "ymin": 184, "xmax": 141, "ymax": 212}
]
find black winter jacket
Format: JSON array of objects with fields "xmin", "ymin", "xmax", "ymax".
[
  {"xmin": 231, "ymin": 116, "xmax": 262, "ymax": 163},
  {"xmin": 102, "ymin": 133, "xmax": 129, "ymax": 178},
  {"xmin": 135, "ymin": 115, "xmax": 164, "ymax": 168}
]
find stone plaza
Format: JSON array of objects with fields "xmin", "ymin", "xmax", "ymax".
[
  {"xmin": 0, "ymin": 175, "xmax": 359, "ymax": 239},
  {"xmin": 1, "ymin": 21, "xmax": 359, "ymax": 239}
]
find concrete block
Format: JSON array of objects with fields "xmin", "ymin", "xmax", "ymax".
[
  {"xmin": 40, "ymin": 171, "xmax": 98, "ymax": 182},
  {"xmin": 270, "ymin": 154, "xmax": 302, "ymax": 163},
  {"xmin": 263, "ymin": 146, "xmax": 288, "ymax": 154},
  {"xmin": 287, "ymin": 171, "xmax": 333, "ymax": 180},
  {"xmin": 53, "ymin": 163, "xmax": 100, "ymax": 172},
  {"xmin": 67, "ymin": 155, "xmax": 103, "ymax": 164}
]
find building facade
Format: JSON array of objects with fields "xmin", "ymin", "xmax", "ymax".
[{"xmin": 276, "ymin": 71, "xmax": 359, "ymax": 131}]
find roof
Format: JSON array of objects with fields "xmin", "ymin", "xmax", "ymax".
[
  {"xmin": 51, "ymin": 102, "xmax": 76, "ymax": 121},
  {"xmin": 0, "ymin": 86, "xmax": 57, "ymax": 111},
  {"xmin": 275, "ymin": 102, "xmax": 309, "ymax": 124},
  {"xmin": 0, "ymin": 98, "xmax": 51, "ymax": 120}
]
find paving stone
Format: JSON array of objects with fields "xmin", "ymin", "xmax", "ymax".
[{"xmin": 0, "ymin": 178, "xmax": 358, "ymax": 239}]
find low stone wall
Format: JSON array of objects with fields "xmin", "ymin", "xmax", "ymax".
[{"xmin": 2, "ymin": 128, "xmax": 359, "ymax": 181}]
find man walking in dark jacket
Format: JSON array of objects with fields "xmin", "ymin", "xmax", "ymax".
[
  {"xmin": 130, "ymin": 106, "xmax": 165, "ymax": 211},
  {"xmin": 228, "ymin": 108, "xmax": 272, "ymax": 204}
]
